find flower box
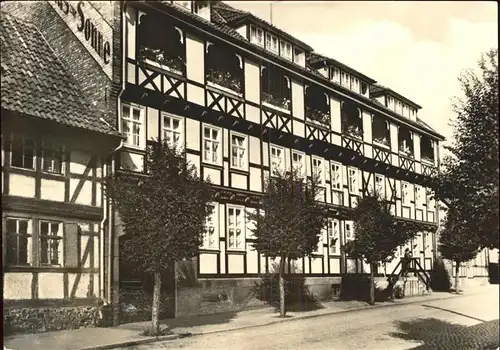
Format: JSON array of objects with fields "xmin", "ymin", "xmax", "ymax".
[{"xmin": 206, "ymin": 69, "xmax": 242, "ymax": 95}]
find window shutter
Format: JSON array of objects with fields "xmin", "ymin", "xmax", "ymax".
[{"xmin": 64, "ymin": 222, "xmax": 80, "ymax": 268}]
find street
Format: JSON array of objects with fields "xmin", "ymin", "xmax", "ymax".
[{"xmin": 120, "ymin": 289, "xmax": 499, "ymax": 350}]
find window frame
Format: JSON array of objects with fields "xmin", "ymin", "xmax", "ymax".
[
  {"xmin": 162, "ymin": 113, "xmax": 184, "ymax": 151},
  {"xmin": 312, "ymin": 156, "xmax": 325, "ymax": 186},
  {"xmin": 5, "ymin": 217, "xmax": 32, "ymax": 267},
  {"xmin": 265, "ymin": 32, "xmax": 279, "ymax": 53},
  {"xmin": 230, "ymin": 132, "xmax": 248, "ymax": 171},
  {"xmin": 270, "ymin": 144, "xmax": 285, "ymax": 176},
  {"xmin": 402, "ymin": 182, "xmax": 410, "ymax": 206},
  {"xmin": 279, "ymin": 40, "xmax": 292, "ymax": 60},
  {"xmin": 226, "ymin": 205, "xmax": 245, "ymax": 251},
  {"xmin": 330, "ymin": 161, "xmax": 343, "ymax": 191},
  {"xmin": 121, "ymin": 104, "xmax": 145, "ymax": 149},
  {"xmin": 203, "ymin": 203, "xmax": 219, "ymax": 250},
  {"xmin": 202, "ymin": 124, "xmax": 223, "ymax": 166},
  {"xmin": 348, "ymin": 167, "xmax": 359, "ymax": 195},
  {"xmin": 250, "ymin": 25, "xmax": 264, "ymax": 47},
  {"xmin": 329, "ymin": 66, "xmax": 340, "ymax": 83},
  {"xmin": 375, "ymin": 174, "xmax": 385, "ymax": 199},
  {"xmin": 39, "ymin": 220, "xmax": 64, "ymax": 267},
  {"xmin": 328, "ymin": 219, "xmax": 341, "ymax": 255},
  {"xmin": 345, "ymin": 220, "xmax": 354, "ymax": 241},
  {"xmin": 10, "ymin": 134, "xmax": 35, "ymax": 170},
  {"xmin": 415, "ymin": 185, "xmax": 425, "ymax": 209},
  {"xmin": 291, "ymin": 150, "xmax": 306, "ymax": 178},
  {"xmin": 42, "ymin": 140, "xmax": 64, "ymax": 175}
]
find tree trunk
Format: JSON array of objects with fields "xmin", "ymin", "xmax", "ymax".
[
  {"xmin": 369, "ymin": 263, "xmax": 376, "ymax": 305},
  {"xmin": 152, "ymin": 270, "xmax": 162, "ymax": 335},
  {"xmin": 279, "ymin": 258, "xmax": 286, "ymax": 318},
  {"xmin": 455, "ymin": 261, "xmax": 460, "ymax": 294}
]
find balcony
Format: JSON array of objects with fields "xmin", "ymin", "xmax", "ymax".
[
  {"xmin": 261, "ymin": 65, "xmax": 291, "ymax": 113},
  {"xmin": 305, "ymin": 84, "xmax": 330, "ymax": 128},
  {"xmin": 206, "ymin": 43, "xmax": 243, "ymax": 97},
  {"xmin": 372, "ymin": 114, "xmax": 391, "ymax": 149},
  {"xmin": 398, "ymin": 126, "xmax": 414, "ymax": 158},
  {"xmin": 137, "ymin": 12, "xmax": 186, "ymax": 76},
  {"xmin": 341, "ymin": 101, "xmax": 363, "ymax": 140}
]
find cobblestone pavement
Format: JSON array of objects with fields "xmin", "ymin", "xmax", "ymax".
[{"xmin": 119, "ymin": 289, "xmax": 499, "ymax": 350}]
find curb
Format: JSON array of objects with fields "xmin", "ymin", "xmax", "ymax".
[
  {"xmin": 80, "ymin": 287, "xmax": 492, "ymax": 349},
  {"xmin": 77, "ymin": 334, "xmax": 181, "ymax": 350}
]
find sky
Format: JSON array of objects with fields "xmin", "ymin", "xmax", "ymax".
[{"xmin": 225, "ymin": 1, "xmax": 498, "ymax": 153}]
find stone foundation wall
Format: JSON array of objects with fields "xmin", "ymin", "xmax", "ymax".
[{"xmin": 4, "ymin": 306, "xmax": 100, "ymax": 336}]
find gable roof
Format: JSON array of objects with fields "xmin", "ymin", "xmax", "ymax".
[
  {"xmin": 0, "ymin": 12, "xmax": 120, "ymax": 137},
  {"xmin": 307, "ymin": 52, "xmax": 377, "ymax": 84},
  {"xmin": 213, "ymin": 1, "xmax": 314, "ymax": 52},
  {"xmin": 369, "ymin": 84, "xmax": 422, "ymax": 110}
]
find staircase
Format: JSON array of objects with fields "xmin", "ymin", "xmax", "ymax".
[{"xmin": 387, "ymin": 258, "xmax": 431, "ymax": 297}]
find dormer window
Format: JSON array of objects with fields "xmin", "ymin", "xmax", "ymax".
[
  {"xmin": 329, "ymin": 67, "xmax": 340, "ymax": 83},
  {"xmin": 194, "ymin": 1, "xmax": 210, "ymax": 20},
  {"xmin": 350, "ymin": 76, "xmax": 360, "ymax": 93},
  {"xmin": 361, "ymin": 82, "xmax": 369, "ymax": 97},
  {"xmin": 280, "ymin": 40, "xmax": 292, "ymax": 60},
  {"xmin": 387, "ymin": 96, "xmax": 394, "ymax": 109},
  {"xmin": 341, "ymin": 71, "xmax": 350, "ymax": 88},
  {"xmin": 398, "ymin": 126, "xmax": 414, "ymax": 157},
  {"xmin": 265, "ymin": 33, "xmax": 279, "ymax": 53},
  {"xmin": 341, "ymin": 101, "xmax": 363, "ymax": 139},
  {"xmin": 250, "ymin": 25, "xmax": 264, "ymax": 47},
  {"xmin": 420, "ymin": 135, "xmax": 435, "ymax": 164},
  {"xmin": 294, "ymin": 47, "xmax": 305, "ymax": 67},
  {"xmin": 174, "ymin": 1, "xmax": 191, "ymax": 10}
]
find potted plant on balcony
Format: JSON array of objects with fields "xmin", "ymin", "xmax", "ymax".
[
  {"xmin": 373, "ymin": 135, "xmax": 390, "ymax": 147},
  {"xmin": 347, "ymin": 124, "xmax": 363, "ymax": 139},
  {"xmin": 262, "ymin": 92, "xmax": 290, "ymax": 111},
  {"xmin": 138, "ymin": 47, "xmax": 184, "ymax": 75},
  {"xmin": 206, "ymin": 69, "xmax": 242, "ymax": 94},
  {"xmin": 306, "ymin": 107, "xmax": 331, "ymax": 126}
]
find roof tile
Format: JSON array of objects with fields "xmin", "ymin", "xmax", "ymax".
[{"xmin": 0, "ymin": 12, "xmax": 119, "ymax": 137}]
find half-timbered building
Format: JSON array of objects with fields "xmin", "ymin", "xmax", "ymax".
[
  {"xmin": 1, "ymin": 13, "xmax": 122, "ymax": 333},
  {"xmin": 117, "ymin": 0, "xmax": 446, "ymax": 318}
]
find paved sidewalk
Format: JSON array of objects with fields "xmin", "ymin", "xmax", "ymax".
[{"xmin": 4, "ymin": 284, "xmax": 496, "ymax": 350}]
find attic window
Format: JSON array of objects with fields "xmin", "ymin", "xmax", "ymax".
[
  {"xmin": 294, "ymin": 48, "xmax": 305, "ymax": 66},
  {"xmin": 250, "ymin": 25, "xmax": 264, "ymax": 47},
  {"xmin": 266, "ymin": 33, "xmax": 278, "ymax": 53},
  {"xmin": 280, "ymin": 40, "xmax": 292, "ymax": 60},
  {"xmin": 329, "ymin": 67, "xmax": 340, "ymax": 83},
  {"xmin": 194, "ymin": 1, "xmax": 210, "ymax": 19},
  {"xmin": 361, "ymin": 82, "xmax": 368, "ymax": 96},
  {"xmin": 174, "ymin": 1, "xmax": 191, "ymax": 10}
]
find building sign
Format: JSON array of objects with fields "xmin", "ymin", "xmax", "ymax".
[{"xmin": 49, "ymin": 1, "xmax": 113, "ymax": 80}]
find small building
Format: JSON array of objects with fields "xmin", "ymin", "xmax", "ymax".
[{"xmin": 1, "ymin": 12, "xmax": 121, "ymax": 334}]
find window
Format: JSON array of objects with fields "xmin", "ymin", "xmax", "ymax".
[
  {"xmin": 174, "ymin": 1, "xmax": 191, "ymax": 10},
  {"xmin": 396, "ymin": 101, "xmax": 403, "ymax": 115},
  {"xmin": 231, "ymin": 133, "xmax": 247, "ymax": 170},
  {"xmin": 341, "ymin": 71, "xmax": 350, "ymax": 88},
  {"xmin": 345, "ymin": 221, "xmax": 354, "ymax": 241},
  {"xmin": 348, "ymin": 168, "xmax": 358, "ymax": 194},
  {"xmin": 291, "ymin": 151, "xmax": 306, "ymax": 177},
  {"xmin": 350, "ymin": 76, "xmax": 360, "ymax": 93},
  {"xmin": 314, "ymin": 227, "xmax": 324, "ymax": 254},
  {"xmin": 42, "ymin": 141, "xmax": 63, "ymax": 174},
  {"xmin": 312, "ymin": 157, "xmax": 324, "ymax": 185},
  {"xmin": 329, "ymin": 67, "xmax": 340, "ymax": 83},
  {"xmin": 270, "ymin": 145, "xmax": 285, "ymax": 175},
  {"xmin": 293, "ymin": 47, "xmax": 305, "ymax": 66},
  {"xmin": 361, "ymin": 82, "xmax": 369, "ymax": 96},
  {"xmin": 227, "ymin": 206, "xmax": 245, "ymax": 250},
  {"xmin": 375, "ymin": 174, "xmax": 385, "ymax": 199},
  {"xmin": 328, "ymin": 219, "xmax": 340, "ymax": 254},
  {"xmin": 250, "ymin": 25, "xmax": 264, "ymax": 47},
  {"xmin": 331, "ymin": 162, "xmax": 342, "ymax": 191},
  {"xmin": 265, "ymin": 33, "xmax": 278, "ymax": 53},
  {"xmin": 415, "ymin": 186, "xmax": 424, "ymax": 208},
  {"xmin": 39, "ymin": 221, "xmax": 63, "ymax": 266},
  {"xmin": 203, "ymin": 204, "xmax": 218, "ymax": 249},
  {"xmin": 11, "ymin": 135, "xmax": 34, "ymax": 169},
  {"xmin": 402, "ymin": 182, "xmax": 410, "ymax": 206},
  {"xmin": 163, "ymin": 114, "xmax": 183, "ymax": 150},
  {"xmin": 387, "ymin": 96, "xmax": 394, "ymax": 109},
  {"xmin": 5, "ymin": 218, "xmax": 31, "ymax": 266},
  {"xmin": 122, "ymin": 105, "xmax": 144, "ymax": 148},
  {"xmin": 203, "ymin": 125, "xmax": 222, "ymax": 165},
  {"xmin": 280, "ymin": 40, "xmax": 292, "ymax": 60},
  {"xmin": 427, "ymin": 189, "xmax": 435, "ymax": 211}
]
